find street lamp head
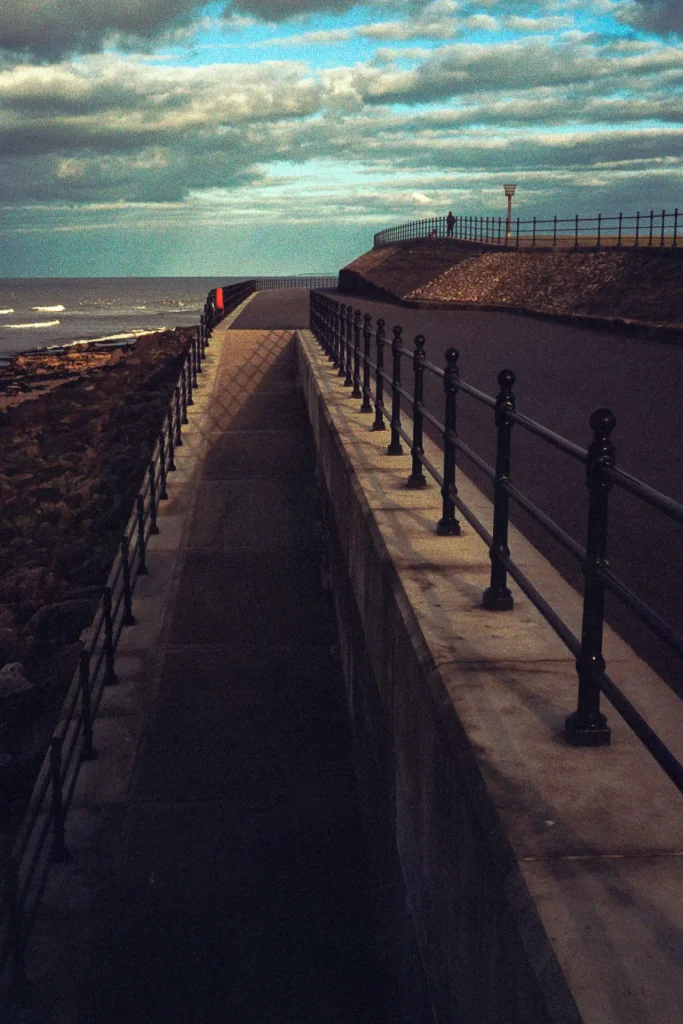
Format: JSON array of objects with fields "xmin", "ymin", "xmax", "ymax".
[{"xmin": 503, "ymin": 184, "xmax": 517, "ymax": 197}]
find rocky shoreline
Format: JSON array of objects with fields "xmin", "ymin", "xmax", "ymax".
[{"xmin": 0, "ymin": 327, "xmax": 194, "ymax": 822}]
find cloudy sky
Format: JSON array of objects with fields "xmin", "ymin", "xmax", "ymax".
[{"xmin": 0, "ymin": 0, "xmax": 681, "ymax": 276}]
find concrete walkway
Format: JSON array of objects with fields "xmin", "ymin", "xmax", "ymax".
[{"xmin": 12, "ymin": 301, "xmax": 397, "ymax": 1023}]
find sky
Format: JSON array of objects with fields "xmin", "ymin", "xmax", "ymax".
[{"xmin": 0, "ymin": 0, "xmax": 681, "ymax": 276}]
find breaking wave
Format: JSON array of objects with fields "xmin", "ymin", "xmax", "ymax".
[
  {"xmin": 32, "ymin": 305, "xmax": 66, "ymax": 312},
  {"xmin": 4, "ymin": 320, "xmax": 61, "ymax": 329},
  {"xmin": 0, "ymin": 308, "xmax": 14, "ymax": 314},
  {"xmin": 48, "ymin": 328, "xmax": 169, "ymax": 349}
]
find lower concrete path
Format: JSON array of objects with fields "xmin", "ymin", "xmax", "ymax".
[
  {"xmin": 11, "ymin": 301, "xmax": 399, "ymax": 1023},
  {"xmin": 230, "ymin": 288, "xmax": 312, "ymax": 329}
]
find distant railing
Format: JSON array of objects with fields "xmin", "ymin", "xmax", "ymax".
[
  {"xmin": 0, "ymin": 279, "xmax": 253, "ymax": 999},
  {"xmin": 309, "ymin": 290, "xmax": 683, "ymax": 794},
  {"xmin": 254, "ymin": 276, "xmax": 338, "ymax": 290},
  {"xmin": 374, "ymin": 209, "xmax": 681, "ymax": 249}
]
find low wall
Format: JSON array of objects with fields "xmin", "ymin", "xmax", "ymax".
[
  {"xmin": 338, "ymin": 241, "xmax": 683, "ymax": 335},
  {"xmin": 295, "ymin": 329, "xmax": 683, "ymax": 1024}
]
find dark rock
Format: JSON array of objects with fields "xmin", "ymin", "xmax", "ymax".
[
  {"xmin": 32, "ymin": 642, "xmax": 82, "ymax": 695},
  {"xmin": 0, "ymin": 566, "xmax": 64, "ymax": 605},
  {"xmin": 29, "ymin": 485, "xmax": 61, "ymax": 503},
  {"xmin": 0, "ymin": 606, "xmax": 15, "ymax": 629},
  {"xmin": 0, "ymin": 627, "xmax": 18, "ymax": 665},
  {"xmin": 25, "ymin": 598, "xmax": 99, "ymax": 644},
  {"xmin": 0, "ymin": 662, "xmax": 33, "ymax": 709}
]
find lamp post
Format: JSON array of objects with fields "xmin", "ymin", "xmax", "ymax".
[{"xmin": 504, "ymin": 183, "xmax": 516, "ymax": 240}]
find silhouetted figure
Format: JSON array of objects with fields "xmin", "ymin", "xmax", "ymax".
[{"xmin": 446, "ymin": 211, "xmax": 455, "ymax": 237}]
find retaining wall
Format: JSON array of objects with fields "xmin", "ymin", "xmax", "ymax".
[{"xmin": 295, "ymin": 328, "xmax": 683, "ymax": 1024}]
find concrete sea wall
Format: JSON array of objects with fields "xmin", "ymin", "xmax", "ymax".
[{"xmin": 295, "ymin": 328, "xmax": 683, "ymax": 1024}]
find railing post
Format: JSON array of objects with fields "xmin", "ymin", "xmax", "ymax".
[
  {"xmin": 344, "ymin": 306, "xmax": 354, "ymax": 387},
  {"xmin": 49, "ymin": 736, "xmax": 69, "ymax": 862},
  {"xmin": 191, "ymin": 337, "xmax": 198, "ymax": 387},
  {"xmin": 635, "ymin": 211, "xmax": 640, "ymax": 247},
  {"xmin": 325, "ymin": 297, "xmax": 335, "ymax": 359},
  {"xmin": 332, "ymin": 301, "xmax": 341, "ymax": 368},
  {"xmin": 649, "ymin": 208, "xmax": 654, "ymax": 246},
  {"xmin": 185, "ymin": 352, "xmax": 194, "ymax": 405},
  {"xmin": 515, "ymin": 217, "xmax": 520, "ymax": 247},
  {"xmin": 532, "ymin": 216, "xmax": 536, "ymax": 247},
  {"xmin": 565, "ymin": 408, "xmax": 615, "ymax": 748},
  {"xmin": 406, "ymin": 334, "xmax": 427, "ymax": 489},
  {"xmin": 596, "ymin": 213, "xmax": 601, "ymax": 248},
  {"xmin": 79, "ymin": 649, "xmax": 97, "ymax": 761},
  {"xmin": 166, "ymin": 409, "xmax": 176, "ymax": 471},
  {"xmin": 660, "ymin": 208, "xmax": 666, "ymax": 246},
  {"xmin": 673, "ymin": 208, "xmax": 678, "ymax": 248},
  {"xmin": 483, "ymin": 370, "xmax": 515, "ymax": 610},
  {"xmin": 147, "ymin": 460, "xmax": 159, "ymax": 534},
  {"xmin": 174, "ymin": 387, "xmax": 183, "ymax": 446},
  {"xmin": 120, "ymin": 535, "xmax": 136, "ymax": 625},
  {"xmin": 103, "ymin": 586, "xmax": 118, "ymax": 685},
  {"xmin": 136, "ymin": 495, "xmax": 148, "ymax": 576},
  {"xmin": 617, "ymin": 212, "xmax": 623, "ymax": 247},
  {"xmin": 352, "ymin": 309, "xmax": 362, "ymax": 398},
  {"xmin": 180, "ymin": 365, "xmax": 189, "ymax": 422},
  {"xmin": 360, "ymin": 313, "xmax": 373, "ymax": 413},
  {"xmin": 6, "ymin": 856, "xmax": 27, "ymax": 995},
  {"xmin": 437, "ymin": 348, "xmax": 461, "ymax": 536},
  {"xmin": 337, "ymin": 304, "xmax": 347, "ymax": 378},
  {"xmin": 196, "ymin": 329, "xmax": 203, "ymax": 373},
  {"xmin": 575, "ymin": 213, "xmax": 579, "ymax": 247},
  {"xmin": 387, "ymin": 326, "xmax": 404, "ymax": 456},
  {"xmin": 373, "ymin": 318, "xmax": 387, "ymax": 431},
  {"xmin": 158, "ymin": 432, "xmax": 168, "ymax": 500},
  {"xmin": 553, "ymin": 215, "xmax": 557, "ymax": 247}
]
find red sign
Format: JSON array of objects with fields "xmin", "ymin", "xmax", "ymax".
[{"xmin": 215, "ymin": 287, "xmax": 224, "ymax": 310}]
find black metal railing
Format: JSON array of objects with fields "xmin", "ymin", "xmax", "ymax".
[
  {"xmin": 309, "ymin": 290, "xmax": 683, "ymax": 792},
  {"xmin": 253, "ymin": 276, "xmax": 338, "ymax": 290},
  {"xmin": 374, "ymin": 208, "xmax": 681, "ymax": 249},
  {"xmin": 0, "ymin": 279, "xmax": 253, "ymax": 998}
]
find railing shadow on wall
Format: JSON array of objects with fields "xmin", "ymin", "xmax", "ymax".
[
  {"xmin": 374, "ymin": 208, "xmax": 681, "ymax": 249},
  {"xmin": 0, "ymin": 279, "xmax": 255, "ymax": 1000},
  {"xmin": 309, "ymin": 290, "xmax": 683, "ymax": 794}
]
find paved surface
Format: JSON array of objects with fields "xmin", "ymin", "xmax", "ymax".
[
  {"xmin": 329, "ymin": 290, "xmax": 683, "ymax": 693},
  {"xmin": 230, "ymin": 289, "xmax": 313, "ymax": 329},
  {"xmin": 12, "ymin": 306, "xmax": 402, "ymax": 1023}
]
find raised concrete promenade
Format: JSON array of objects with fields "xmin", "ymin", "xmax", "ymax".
[
  {"xmin": 296, "ymin": 323, "xmax": 683, "ymax": 1023},
  {"xmin": 9, "ymin": 297, "xmax": 403, "ymax": 1024}
]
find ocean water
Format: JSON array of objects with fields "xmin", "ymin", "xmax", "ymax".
[{"xmin": 0, "ymin": 277, "xmax": 246, "ymax": 362}]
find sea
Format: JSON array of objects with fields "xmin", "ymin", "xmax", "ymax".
[{"xmin": 0, "ymin": 277, "xmax": 247, "ymax": 363}]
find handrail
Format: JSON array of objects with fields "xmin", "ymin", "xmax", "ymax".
[
  {"xmin": 309, "ymin": 289, "xmax": 683, "ymax": 796},
  {"xmin": 373, "ymin": 207, "xmax": 681, "ymax": 250},
  {"xmin": 253, "ymin": 275, "xmax": 338, "ymax": 290},
  {"xmin": 0, "ymin": 278, "xmax": 255, "ymax": 997}
]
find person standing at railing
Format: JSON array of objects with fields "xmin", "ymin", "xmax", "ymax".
[{"xmin": 446, "ymin": 211, "xmax": 455, "ymax": 237}]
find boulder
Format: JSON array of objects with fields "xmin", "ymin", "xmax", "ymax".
[
  {"xmin": 0, "ymin": 566, "xmax": 64, "ymax": 604},
  {"xmin": 0, "ymin": 626, "xmax": 17, "ymax": 665},
  {"xmin": 0, "ymin": 605, "xmax": 15, "ymax": 628},
  {"xmin": 0, "ymin": 662, "xmax": 33, "ymax": 708},
  {"xmin": 32, "ymin": 642, "xmax": 82, "ymax": 695},
  {"xmin": 25, "ymin": 597, "xmax": 99, "ymax": 644}
]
